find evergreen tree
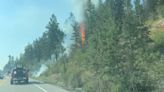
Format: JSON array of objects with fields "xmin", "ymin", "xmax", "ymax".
[
  {"xmin": 68, "ymin": 13, "xmax": 81, "ymax": 50},
  {"xmin": 46, "ymin": 14, "xmax": 65, "ymax": 61}
]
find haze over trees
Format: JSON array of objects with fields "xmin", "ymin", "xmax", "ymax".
[
  {"xmin": 4, "ymin": 14, "xmax": 65, "ymax": 73},
  {"xmin": 4, "ymin": 0, "xmax": 164, "ymax": 92}
]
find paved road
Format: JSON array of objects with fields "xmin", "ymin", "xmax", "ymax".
[{"xmin": 0, "ymin": 77, "xmax": 69, "ymax": 92}]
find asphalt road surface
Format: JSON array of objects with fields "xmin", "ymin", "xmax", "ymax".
[{"xmin": 0, "ymin": 77, "xmax": 69, "ymax": 92}]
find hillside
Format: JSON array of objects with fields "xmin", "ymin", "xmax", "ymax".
[{"xmin": 3, "ymin": 0, "xmax": 164, "ymax": 92}]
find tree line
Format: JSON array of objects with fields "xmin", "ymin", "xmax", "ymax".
[
  {"xmin": 48, "ymin": 0, "xmax": 164, "ymax": 92},
  {"xmin": 4, "ymin": 14, "xmax": 65, "ymax": 73}
]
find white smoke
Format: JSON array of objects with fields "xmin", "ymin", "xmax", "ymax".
[
  {"xmin": 62, "ymin": 0, "xmax": 100, "ymax": 54},
  {"xmin": 34, "ymin": 64, "xmax": 48, "ymax": 77},
  {"xmin": 70, "ymin": 0, "xmax": 99, "ymax": 22},
  {"xmin": 70, "ymin": 0, "xmax": 86, "ymax": 22}
]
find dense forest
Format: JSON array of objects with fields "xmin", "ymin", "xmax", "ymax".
[{"xmin": 4, "ymin": 0, "xmax": 164, "ymax": 92}]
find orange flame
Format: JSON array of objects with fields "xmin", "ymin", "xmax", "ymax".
[{"xmin": 80, "ymin": 23, "xmax": 85, "ymax": 47}]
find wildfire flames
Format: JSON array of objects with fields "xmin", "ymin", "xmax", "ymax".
[{"xmin": 80, "ymin": 23, "xmax": 85, "ymax": 47}]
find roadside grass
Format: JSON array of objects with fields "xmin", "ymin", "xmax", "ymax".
[{"xmin": 34, "ymin": 74, "xmax": 83, "ymax": 92}]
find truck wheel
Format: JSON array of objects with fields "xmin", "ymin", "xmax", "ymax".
[
  {"xmin": 18, "ymin": 81, "xmax": 20, "ymax": 84},
  {"xmin": 25, "ymin": 79, "xmax": 28, "ymax": 84},
  {"xmin": 10, "ymin": 80, "xmax": 13, "ymax": 85}
]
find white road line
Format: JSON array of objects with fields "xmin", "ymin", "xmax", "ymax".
[{"xmin": 34, "ymin": 84, "xmax": 48, "ymax": 92}]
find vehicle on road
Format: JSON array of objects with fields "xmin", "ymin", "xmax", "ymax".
[
  {"xmin": 0, "ymin": 73, "xmax": 4, "ymax": 79},
  {"xmin": 10, "ymin": 66, "xmax": 29, "ymax": 84}
]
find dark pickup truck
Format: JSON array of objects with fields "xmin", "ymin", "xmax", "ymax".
[{"xmin": 10, "ymin": 67, "xmax": 29, "ymax": 84}]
